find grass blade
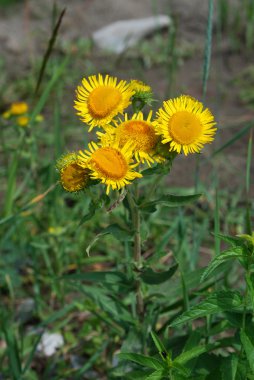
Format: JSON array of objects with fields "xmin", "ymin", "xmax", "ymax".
[
  {"xmin": 245, "ymin": 129, "xmax": 253, "ymax": 234},
  {"xmin": 202, "ymin": 0, "xmax": 214, "ymax": 99},
  {"xmin": 30, "ymin": 56, "xmax": 69, "ymax": 127},
  {"xmin": 22, "ymin": 332, "xmax": 43, "ymax": 374},
  {"xmin": 34, "ymin": 8, "xmax": 66, "ymax": 96},
  {"xmin": 211, "ymin": 123, "xmax": 254, "ymax": 157}
]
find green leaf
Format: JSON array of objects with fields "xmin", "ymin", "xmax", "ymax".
[
  {"xmin": 22, "ymin": 333, "xmax": 44, "ymax": 374},
  {"xmin": 140, "ymin": 194, "xmax": 202, "ymax": 213},
  {"xmin": 174, "ymin": 345, "xmax": 212, "ymax": 365},
  {"xmin": 141, "ymin": 157, "xmax": 175, "ymax": 177},
  {"xmin": 79, "ymin": 200, "xmax": 97, "ymax": 226},
  {"xmin": 118, "ymin": 353, "xmax": 166, "ymax": 370},
  {"xmin": 77, "ymin": 285, "xmax": 134, "ymax": 324},
  {"xmin": 86, "ymin": 223, "xmax": 132, "ymax": 255},
  {"xmin": 124, "ymin": 370, "xmax": 152, "ymax": 380},
  {"xmin": 213, "ymin": 233, "xmax": 247, "ymax": 247},
  {"xmin": 240, "ymin": 330, "xmax": 254, "ymax": 373},
  {"xmin": 3, "ymin": 325, "xmax": 22, "ymax": 380},
  {"xmin": 200, "ymin": 247, "xmax": 244, "ymax": 282},
  {"xmin": 171, "ymin": 362, "xmax": 189, "ymax": 377},
  {"xmin": 145, "ymin": 369, "xmax": 167, "ymax": 379},
  {"xmin": 236, "ymin": 359, "xmax": 248, "ymax": 379},
  {"xmin": 62, "ymin": 270, "xmax": 128, "ymax": 284},
  {"xmin": 30, "ymin": 56, "xmax": 69, "ymax": 127},
  {"xmin": 40, "ymin": 302, "xmax": 76, "ymax": 326},
  {"xmin": 74, "ymin": 341, "xmax": 108, "ymax": 378},
  {"xmin": 150, "ymin": 331, "xmax": 168, "ymax": 361},
  {"xmin": 224, "ymin": 311, "xmax": 244, "ymax": 328},
  {"xmin": 183, "ymin": 331, "xmax": 202, "ymax": 351},
  {"xmin": 170, "ymin": 290, "xmax": 243, "ymax": 327},
  {"xmin": 141, "ymin": 264, "xmax": 178, "ymax": 285},
  {"xmin": 104, "ymin": 224, "xmax": 131, "ymax": 241},
  {"xmin": 220, "ymin": 354, "xmax": 238, "ymax": 380}
]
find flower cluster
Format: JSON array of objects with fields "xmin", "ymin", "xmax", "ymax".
[
  {"xmin": 2, "ymin": 101, "xmax": 43, "ymax": 127},
  {"xmin": 56, "ymin": 74, "xmax": 217, "ymax": 194}
]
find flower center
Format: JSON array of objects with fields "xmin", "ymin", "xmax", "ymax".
[
  {"xmin": 61, "ymin": 163, "xmax": 89, "ymax": 191},
  {"xmin": 168, "ymin": 111, "xmax": 202, "ymax": 145},
  {"xmin": 91, "ymin": 147, "xmax": 128, "ymax": 180},
  {"xmin": 118, "ymin": 120, "xmax": 158, "ymax": 152},
  {"xmin": 88, "ymin": 86, "xmax": 122, "ymax": 119}
]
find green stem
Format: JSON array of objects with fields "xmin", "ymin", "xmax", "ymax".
[
  {"xmin": 242, "ymin": 263, "xmax": 251, "ymax": 332},
  {"xmin": 127, "ymin": 190, "xmax": 144, "ymax": 317}
]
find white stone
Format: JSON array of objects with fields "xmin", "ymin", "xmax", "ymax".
[
  {"xmin": 92, "ymin": 15, "xmax": 171, "ymax": 54},
  {"xmin": 37, "ymin": 331, "xmax": 64, "ymax": 357}
]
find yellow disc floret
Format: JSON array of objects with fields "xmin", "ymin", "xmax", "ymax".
[
  {"xmin": 101, "ymin": 112, "xmax": 163, "ymax": 165},
  {"xmin": 78, "ymin": 141, "xmax": 142, "ymax": 194},
  {"xmin": 155, "ymin": 95, "xmax": 217, "ymax": 155},
  {"xmin": 74, "ymin": 74, "xmax": 134, "ymax": 131}
]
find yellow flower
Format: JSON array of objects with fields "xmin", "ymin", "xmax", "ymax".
[
  {"xmin": 78, "ymin": 140, "xmax": 142, "ymax": 194},
  {"xmin": 101, "ymin": 112, "xmax": 163, "ymax": 166},
  {"xmin": 129, "ymin": 80, "xmax": 153, "ymax": 107},
  {"xmin": 74, "ymin": 74, "xmax": 134, "ymax": 131},
  {"xmin": 17, "ymin": 116, "xmax": 29, "ymax": 127},
  {"xmin": 56, "ymin": 153, "xmax": 91, "ymax": 192},
  {"xmin": 155, "ymin": 95, "xmax": 217, "ymax": 155},
  {"xmin": 129, "ymin": 80, "xmax": 152, "ymax": 95},
  {"xmin": 9, "ymin": 102, "xmax": 29, "ymax": 115},
  {"xmin": 2, "ymin": 111, "xmax": 11, "ymax": 119}
]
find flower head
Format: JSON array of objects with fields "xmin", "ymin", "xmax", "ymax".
[
  {"xmin": 155, "ymin": 95, "xmax": 217, "ymax": 155},
  {"xmin": 2, "ymin": 102, "xmax": 29, "ymax": 119},
  {"xmin": 101, "ymin": 111, "xmax": 163, "ymax": 166},
  {"xmin": 56, "ymin": 152, "xmax": 91, "ymax": 192},
  {"xmin": 129, "ymin": 80, "xmax": 152, "ymax": 95},
  {"xmin": 17, "ymin": 116, "xmax": 29, "ymax": 127},
  {"xmin": 74, "ymin": 74, "xmax": 134, "ymax": 131},
  {"xmin": 78, "ymin": 140, "xmax": 142, "ymax": 194},
  {"xmin": 9, "ymin": 102, "xmax": 29, "ymax": 115},
  {"xmin": 129, "ymin": 79, "xmax": 153, "ymax": 107}
]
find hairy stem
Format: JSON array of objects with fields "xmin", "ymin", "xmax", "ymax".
[{"xmin": 127, "ymin": 190, "xmax": 144, "ymax": 317}]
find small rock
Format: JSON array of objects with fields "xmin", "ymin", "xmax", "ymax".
[
  {"xmin": 92, "ymin": 15, "xmax": 171, "ymax": 54},
  {"xmin": 37, "ymin": 331, "xmax": 64, "ymax": 357}
]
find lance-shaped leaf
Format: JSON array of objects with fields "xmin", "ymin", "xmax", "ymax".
[
  {"xmin": 174, "ymin": 345, "xmax": 213, "ymax": 365},
  {"xmin": 170, "ymin": 290, "xmax": 243, "ymax": 327},
  {"xmin": 200, "ymin": 247, "xmax": 244, "ymax": 282},
  {"xmin": 145, "ymin": 369, "xmax": 168, "ymax": 379},
  {"xmin": 62, "ymin": 270, "xmax": 128, "ymax": 284},
  {"xmin": 240, "ymin": 330, "xmax": 254, "ymax": 373},
  {"xmin": 140, "ymin": 264, "xmax": 178, "ymax": 285},
  {"xmin": 118, "ymin": 353, "xmax": 166, "ymax": 370},
  {"xmin": 140, "ymin": 193, "xmax": 202, "ymax": 213},
  {"xmin": 220, "ymin": 354, "xmax": 238, "ymax": 380}
]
